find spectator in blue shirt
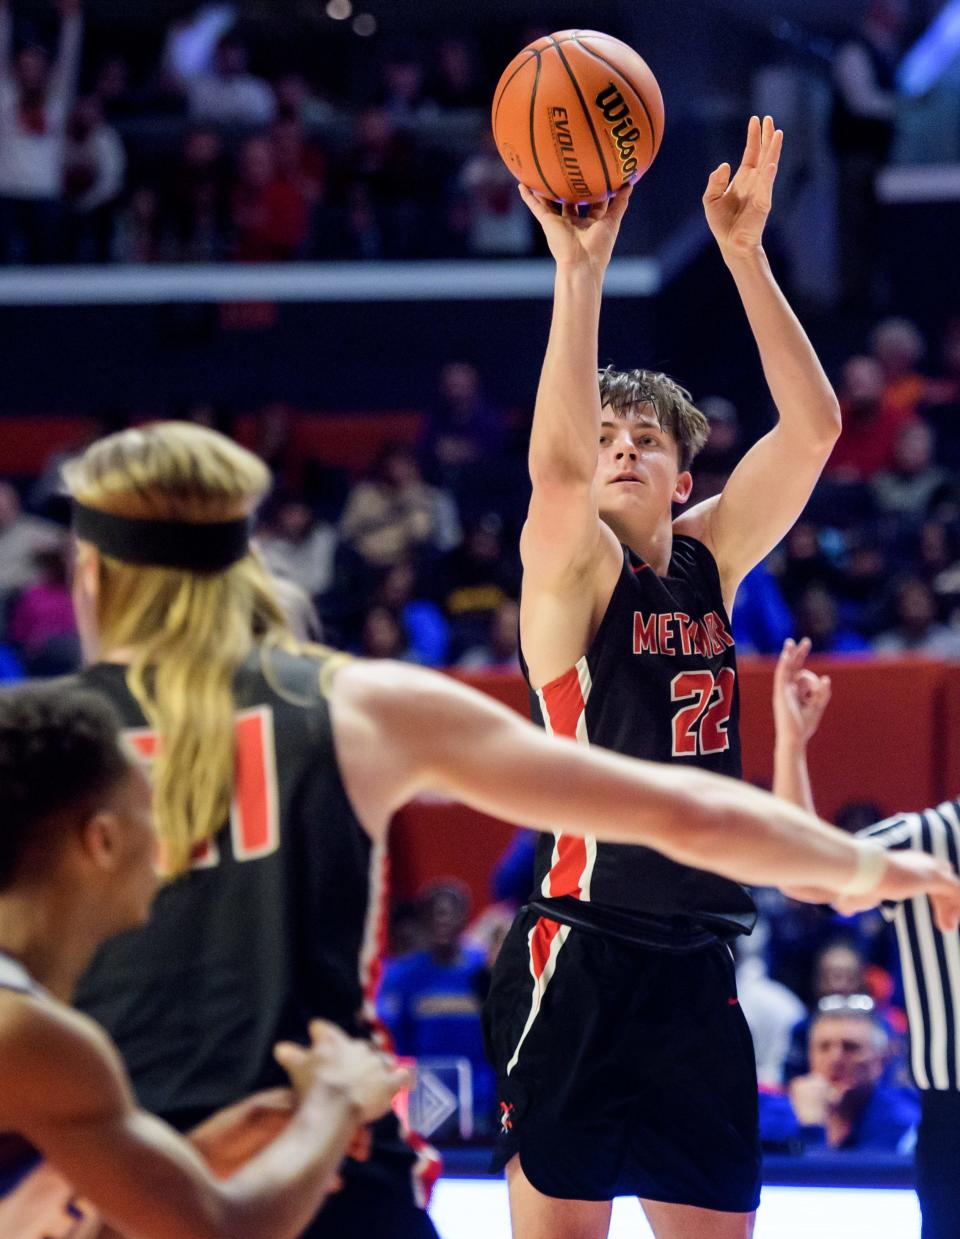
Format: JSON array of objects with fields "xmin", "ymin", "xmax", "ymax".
[
  {"xmin": 761, "ymin": 1005, "xmax": 919, "ymax": 1151},
  {"xmin": 378, "ymin": 881, "xmax": 495, "ymax": 1133},
  {"xmin": 731, "ymin": 559, "xmax": 793, "ymax": 654}
]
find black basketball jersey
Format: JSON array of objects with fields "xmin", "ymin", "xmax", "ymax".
[
  {"xmin": 522, "ymin": 535, "xmax": 756, "ymax": 935},
  {"xmin": 72, "ymin": 647, "xmax": 388, "ymax": 1128}
]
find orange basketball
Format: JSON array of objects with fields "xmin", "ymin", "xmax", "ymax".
[{"xmin": 491, "ymin": 29, "xmax": 664, "ymax": 205}]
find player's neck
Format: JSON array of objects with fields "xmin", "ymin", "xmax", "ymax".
[
  {"xmin": 97, "ymin": 645, "xmax": 135, "ymax": 665},
  {"xmin": 604, "ymin": 511, "xmax": 674, "ymax": 576},
  {"xmin": 0, "ymin": 884, "xmax": 104, "ymax": 1001}
]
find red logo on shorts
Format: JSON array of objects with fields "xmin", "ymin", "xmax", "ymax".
[
  {"xmin": 500, "ymin": 1101, "xmax": 515, "ymax": 1133},
  {"xmin": 728, "ymin": 996, "xmax": 739, "ymax": 1006}
]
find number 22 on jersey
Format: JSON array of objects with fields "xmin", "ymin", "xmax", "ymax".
[
  {"xmin": 670, "ymin": 668, "xmax": 735, "ymax": 757},
  {"xmin": 127, "ymin": 706, "xmax": 280, "ymax": 873}
]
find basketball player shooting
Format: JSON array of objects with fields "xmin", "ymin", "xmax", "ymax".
[
  {"xmin": 483, "ymin": 116, "xmax": 842, "ymax": 1239},
  {"xmin": 59, "ymin": 421, "xmax": 954, "ymax": 1239}
]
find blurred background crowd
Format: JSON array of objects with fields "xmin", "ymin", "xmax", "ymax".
[
  {"xmin": 0, "ymin": 0, "xmax": 957, "ymax": 274},
  {"xmin": 2, "ymin": 0, "xmax": 960, "ymax": 1159},
  {"xmin": 4, "ymin": 322, "xmax": 960, "ymax": 679}
]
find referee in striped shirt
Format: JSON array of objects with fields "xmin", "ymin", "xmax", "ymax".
[{"xmin": 772, "ymin": 638, "xmax": 960, "ymax": 1239}]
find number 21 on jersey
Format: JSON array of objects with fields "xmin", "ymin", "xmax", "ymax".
[
  {"xmin": 127, "ymin": 707, "xmax": 280, "ymax": 873},
  {"xmin": 670, "ymin": 668, "xmax": 734, "ymax": 757}
]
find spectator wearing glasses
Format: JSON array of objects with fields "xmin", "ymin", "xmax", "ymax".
[
  {"xmin": 761, "ymin": 999, "xmax": 919, "ymax": 1151},
  {"xmin": 771, "ymin": 629, "xmax": 960, "ymax": 1236}
]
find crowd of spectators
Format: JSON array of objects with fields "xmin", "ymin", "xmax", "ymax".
[
  {"xmin": 0, "ymin": 0, "xmax": 541, "ymax": 264},
  {"xmin": 0, "ymin": 336, "xmax": 957, "ymax": 1147},
  {"xmin": 2, "ymin": 0, "xmax": 959, "ymax": 1169},
  {"xmin": 2, "ymin": 309, "xmax": 960, "ymax": 678},
  {"xmin": 2, "ymin": 0, "xmax": 957, "ymax": 278}
]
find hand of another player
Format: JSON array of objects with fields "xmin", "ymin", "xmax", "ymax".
[
  {"xmin": 782, "ymin": 849, "xmax": 960, "ymax": 931},
  {"xmin": 703, "ymin": 115, "xmax": 782, "ymax": 260},
  {"xmin": 518, "ymin": 181, "xmax": 632, "ymax": 272},
  {"xmin": 274, "ymin": 1019, "xmax": 412, "ymax": 1124},
  {"xmin": 773, "ymin": 637, "xmax": 831, "ymax": 750},
  {"xmin": 839, "ymin": 849, "xmax": 960, "ymax": 932},
  {"xmin": 189, "ymin": 1088, "xmax": 296, "ymax": 1179}
]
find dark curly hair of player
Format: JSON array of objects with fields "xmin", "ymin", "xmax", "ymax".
[{"xmin": 0, "ymin": 682, "xmax": 130, "ymax": 887}]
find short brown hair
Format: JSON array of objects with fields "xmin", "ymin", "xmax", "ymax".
[
  {"xmin": 0, "ymin": 682, "xmax": 130, "ymax": 887},
  {"xmin": 598, "ymin": 366, "xmax": 709, "ymax": 472}
]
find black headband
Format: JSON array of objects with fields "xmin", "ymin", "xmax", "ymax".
[{"xmin": 72, "ymin": 502, "xmax": 251, "ymax": 572}]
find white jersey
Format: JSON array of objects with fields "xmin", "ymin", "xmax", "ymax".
[{"xmin": 0, "ymin": 955, "xmax": 100, "ymax": 1238}]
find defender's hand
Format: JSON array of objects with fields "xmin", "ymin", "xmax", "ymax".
[
  {"xmin": 703, "ymin": 115, "xmax": 782, "ymax": 260},
  {"xmin": 189, "ymin": 1089, "xmax": 295, "ymax": 1178},
  {"xmin": 518, "ymin": 182, "xmax": 632, "ymax": 273},
  {"xmin": 773, "ymin": 637, "xmax": 832, "ymax": 749},
  {"xmin": 835, "ymin": 850, "xmax": 960, "ymax": 932},
  {"xmin": 783, "ymin": 850, "xmax": 960, "ymax": 932}
]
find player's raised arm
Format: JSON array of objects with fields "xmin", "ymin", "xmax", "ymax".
[
  {"xmin": 0, "ymin": 1001, "xmax": 407, "ymax": 1239},
  {"xmin": 675, "ymin": 116, "xmax": 842, "ymax": 608},
  {"xmin": 519, "ymin": 186, "xmax": 631, "ymax": 594},
  {"xmin": 330, "ymin": 659, "xmax": 960, "ymax": 927}
]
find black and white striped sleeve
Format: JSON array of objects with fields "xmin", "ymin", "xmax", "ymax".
[
  {"xmin": 858, "ymin": 800, "xmax": 960, "ymax": 1091},
  {"xmin": 857, "ymin": 811, "xmax": 926, "ymax": 921}
]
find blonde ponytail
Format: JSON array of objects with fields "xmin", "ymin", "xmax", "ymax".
[{"xmin": 63, "ymin": 422, "xmax": 298, "ymax": 877}]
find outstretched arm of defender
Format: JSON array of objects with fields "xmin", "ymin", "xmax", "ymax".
[
  {"xmin": 675, "ymin": 117, "xmax": 841, "ymax": 607},
  {"xmin": 331, "ymin": 660, "xmax": 960, "ymax": 929}
]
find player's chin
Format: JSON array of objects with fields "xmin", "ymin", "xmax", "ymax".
[
  {"xmin": 607, "ymin": 489, "xmax": 652, "ymax": 518},
  {"xmin": 602, "ymin": 484, "xmax": 646, "ymax": 507}
]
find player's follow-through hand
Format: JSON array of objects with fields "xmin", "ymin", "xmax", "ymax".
[
  {"xmin": 518, "ymin": 181, "xmax": 632, "ymax": 272},
  {"xmin": 703, "ymin": 114, "xmax": 782, "ymax": 260},
  {"xmin": 274, "ymin": 1019, "xmax": 412, "ymax": 1124}
]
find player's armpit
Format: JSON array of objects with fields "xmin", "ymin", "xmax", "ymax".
[{"xmin": 520, "ymin": 479, "xmax": 616, "ymax": 586}]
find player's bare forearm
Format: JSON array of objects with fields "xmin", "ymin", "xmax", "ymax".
[
  {"xmin": 528, "ymin": 263, "xmax": 605, "ymax": 487},
  {"xmin": 773, "ymin": 736, "xmax": 817, "ymax": 815},
  {"xmin": 14, "ymin": 1013, "xmax": 358, "ymax": 1239},
  {"xmin": 207, "ymin": 1083, "xmax": 356, "ymax": 1238},
  {"xmin": 454, "ymin": 720, "xmax": 867, "ymax": 892},
  {"xmin": 725, "ymin": 248, "xmax": 841, "ymax": 448},
  {"xmin": 387, "ymin": 663, "xmax": 868, "ymax": 893},
  {"xmin": 333, "ymin": 660, "xmax": 960, "ymax": 925},
  {"xmin": 679, "ymin": 250, "xmax": 841, "ymax": 590}
]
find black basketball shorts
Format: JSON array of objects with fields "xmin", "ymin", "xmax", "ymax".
[{"xmin": 482, "ymin": 909, "xmax": 761, "ymax": 1212}]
